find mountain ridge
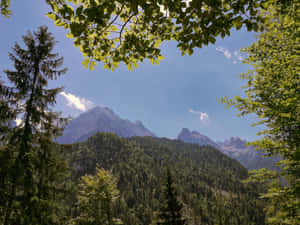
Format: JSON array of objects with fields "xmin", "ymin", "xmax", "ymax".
[
  {"xmin": 57, "ymin": 106, "xmax": 278, "ymax": 171},
  {"xmin": 177, "ymin": 128, "xmax": 279, "ymax": 170},
  {"xmin": 56, "ymin": 106, "xmax": 155, "ymax": 144}
]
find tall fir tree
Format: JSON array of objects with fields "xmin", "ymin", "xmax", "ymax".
[
  {"xmin": 0, "ymin": 78, "xmax": 15, "ymax": 138},
  {"xmin": 0, "ymin": 26, "xmax": 70, "ymax": 225},
  {"xmin": 156, "ymin": 169, "xmax": 186, "ymax": 225}
]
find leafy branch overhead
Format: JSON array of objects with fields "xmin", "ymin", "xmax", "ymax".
[
  {"xmin": 46, "ymin": 0, "xmax": 273, "ymax": 71},
  {"xmin": 0, "ymin": 0, "xmax": 11, "ymax": 17}
]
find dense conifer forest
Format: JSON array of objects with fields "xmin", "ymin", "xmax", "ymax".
[{"xmin": 66, "ymin": 132, "xmax": 266, "ymax": 225}]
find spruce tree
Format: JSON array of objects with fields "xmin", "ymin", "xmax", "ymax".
[
  {"xmin": 157, "ymin": 169, "xmax": 186, "ymax": 225},
  {"xmin": 0, "ymin": 79, "xmax": 15, "ymax": 138},
  {"xmin": 0, "ymin": 26, "xmax": 69, "ymax": 225}
]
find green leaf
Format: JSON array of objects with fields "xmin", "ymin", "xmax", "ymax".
[
  {"xmin": 187, "ymin": 48, "xmax": 193, "ymax": 56},
  {"xmin": 66, "ymin": 33, "xmax": 74, "ymax": 38},
  {"xmin": 110, "ymin": 25, "xmax": 118, "ymax": 32},
  {"xmin": 150, "ymin": 58, "xmax": 155, "ymax": 65},
  {"xmin": 55, "ymin": 19, "xmax": 65, "ymax": 27},
  {"xmin": 46, "ymin": 12, "xmax": 57, "ymax": 21},
  {"xmin": 82, "ymin": 58, "xmax": 90, "ymax": 68},
  {"xmin": 70, "ymin": 22, "xmax": 84, "ymax": 37},
  {"xmin": 154, "ymin": 39, "xmax": 162, "ymax": 48},
  {"xmin": 158, "ymin": 55, "xmax": 164, "ymax": 60},
  {"xmin": 72, "ymin": 0, "xmax": 79, "ymax": 5},
  {"xmin": 89, "ymin": 61, "xmax": 97, "ymax": 70}
]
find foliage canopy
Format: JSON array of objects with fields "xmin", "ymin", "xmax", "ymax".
[
  {"xmin": 2, "ymin": 0, "xmax": 294, "ymax": 71},
  {"xmin": 45, "ymin": 0, "xmax": 277, "ymax": 71},
  {"xmin": 72, "ymin": 167, "xmax": 121, "ymax": 225},
  {"xmin": 222, "ymin": 2, "xmax": 300, "ymax": 224}
]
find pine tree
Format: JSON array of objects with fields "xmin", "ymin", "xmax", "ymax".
[
  {"xmin": 157, "ymin": 169, "xmax": 186, "ymax": 225},
  {"xmin": 0, "ymin": 26, "xmax": 69, "ymax": 225},
  {"xmin": 0, "ymin": 78, "xmax": 15, "ymax": 140}
]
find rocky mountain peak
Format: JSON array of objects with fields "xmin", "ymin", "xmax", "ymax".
[
  {"xmin": 135, "ymin": 120, "xmax": 145, "ymax": 127},
  {"xmin": 223, "ymin": 137, "xmax": 247, "ymax": 149},
  {"xmin": 56, "ymin": 106, "xmax": 155, "ymax": 144},
  {"xmin": 177, "ymin": 128, "xmax": 279, "ymax": 170},
  {"xmin": 178, "ymin": 128, "xmax": 192, "ymax": 137},
  {"xmin": 177, "ymin": 128, "xmax": 220, "ymax": 150}
]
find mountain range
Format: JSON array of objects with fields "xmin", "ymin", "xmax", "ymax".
[
  {"xmin": 177, "ymin": 128, "xmax": 280, "ymax": 170},
  {"xmin": 57, "ymin": 106, "xmax": 278, "ymax": 170},
  {"xmin": 56, "ymin": 106, "xmax": 155, "ymax": 144}
]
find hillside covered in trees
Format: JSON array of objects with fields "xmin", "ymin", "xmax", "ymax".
[
  {"xmin": 67, "ymin": 132, "xmax": 266, "ymax": 225},
  {"xmin": 1, "ymin": 0, "xmax": 298, "ymax": 224}
]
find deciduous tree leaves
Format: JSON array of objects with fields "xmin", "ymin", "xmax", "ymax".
[
  {"xmin": 223, "ymin": 2, "xmax": 300, "ymax": 224},
  {"xmin": 45, "ymin": 0, "xmax": 273, "ymax": 71}
]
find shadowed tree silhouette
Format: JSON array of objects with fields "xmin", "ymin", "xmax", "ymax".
[
  {"xmin": 0, "ymin": 26, "xmax": 69, "ymax": 225},
  {"xmin": 157, "ymin": 168, "xmax": 186, "ymax": 225}
]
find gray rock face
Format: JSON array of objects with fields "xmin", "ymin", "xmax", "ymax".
[
  {"xmin": 218, "ymin": 137, "xmax": 263, "ymax": 168},
  {"xmin": 177, "ymin": 128, "xmax": 279, "ymax": 170},
  {"xmin": 218, "ymin": 137, "xmax": 280, "ymax": 170},
  {"xmin": 177, "ymin": 128, "xmax": 221, "ymax": 150},
  {"xmin": 56, "ymin": 106, "xmax": 155, "ymax": 144}
]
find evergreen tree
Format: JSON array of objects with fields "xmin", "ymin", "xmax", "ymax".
[
  {"xmin": 157, "ymin": 169, "xmax": 185, "ymax": 225},
  {"xmin": 0, "ymin": 78, "xmax": 15, "ymax": 138},
  {"xmin": 0, "ymin": 26, "xmax": 69, "ymax": 225},
  {"xmin": 67, "ymin": 133, "xmax": 266, "ymax": 225},
  {"xmin": 73, "ymin": 167, "xmax": 121, "ymax": 225}
]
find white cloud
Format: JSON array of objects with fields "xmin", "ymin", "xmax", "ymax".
[
  {"xmin": 189, "ymin": 109, "xmax": 209, "ymax": 123},
  {"xmin": 216, "ymin": 47, "xmax": 244, "ymax": 64},
  {"xmin": 60, "ymin": 91, "xmax": 95, "ymax": 112},
  {"xmin": 216, "ymin": 47, "xmax": 231, "ymax": 59},
  {"xmin": 234, "ymin": 50, "xmax": 243, "ymax": 61}
]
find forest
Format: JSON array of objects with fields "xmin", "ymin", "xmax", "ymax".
[
  {"xmin": 66, "ymin": 132, "xmax": 266, "ymax": 225},
  {"xmin": 0, "ymin": 0, "xmax": 299, "ymax": 225}
]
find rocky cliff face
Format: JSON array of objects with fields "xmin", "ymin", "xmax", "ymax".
[
  {"xmin": 218, "ymin": 137, "xmax": 280, "ymax": 170},
  {"xmin": 177, "ymin": 128, "xmax": 221, "ymax": 149},
  {"xmin": 56, "ymin": 106, "xmax": 155, "ymax": 144}
]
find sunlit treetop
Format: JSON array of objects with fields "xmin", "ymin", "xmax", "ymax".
[{"xmin": 45, "ymin": 0, "xmax": 279, "ymax": 71}]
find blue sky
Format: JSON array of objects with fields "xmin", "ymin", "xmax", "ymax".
[{"xmin": 0, "ymin": 1, "xmax": 264, "ymax": 141}]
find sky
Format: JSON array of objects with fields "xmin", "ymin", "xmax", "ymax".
[{"xmin": 0, "ymin": 1, "xmax": 264, "ymax": 142}]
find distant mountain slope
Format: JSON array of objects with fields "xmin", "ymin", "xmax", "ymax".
[
  {"xmin": 177, "ymin": 128, "xmax": 279, "ymax": 170},
  {"xmin": 56, "ymin": 106, "xmax": 155, "ymax": 144},
  {"xmin": 218, "ymin": 137, "xmax": 280, "ymax": 171},
  {"xmin": 177, "ymin": 128, "xmax": 221, "ymax": 150},
  {"xmin": 68, "ymin": 132, "xmax": 265, "ymax": 225}
]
